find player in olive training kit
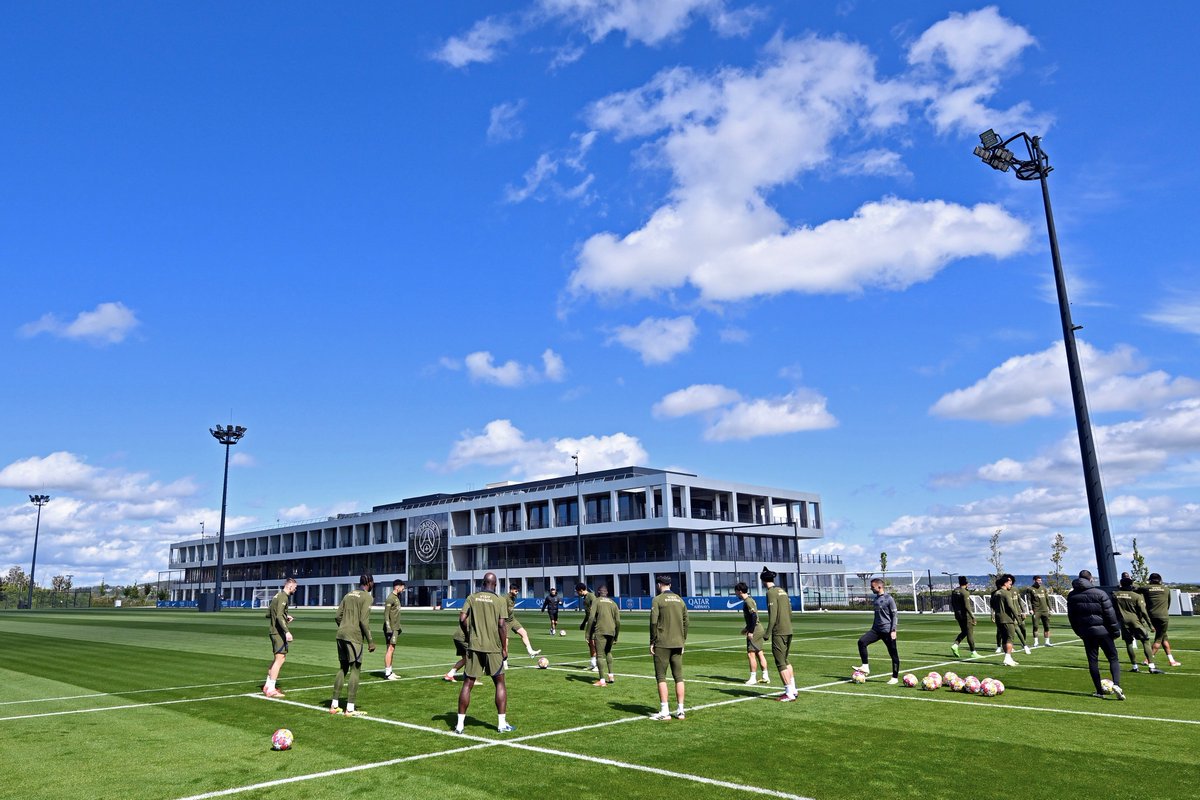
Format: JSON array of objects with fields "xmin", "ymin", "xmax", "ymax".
[
  {"xmin": 445, "ymin": 624, "xmax": 469, "ymax": 682},
  {"xmin": 455, "ymin": 572, "xmax": 513, "ymax": 733},
  {"xmin": 949, "ymin": 576, "xmax": 980, "ymax": 658},
  {"xmin": 577, "ymin": 582, "xmax": 598, "ymax": 670},
  {"xmin": 763, "ymin": 566, "xmax": 798, "ymax": 701},
  {"xmin": 330, "ymin": 574, "xmax": 376, "ymax": 716},
  {"xmin": 541, "ymin": 586, "xmax": 562, "ymax": 636},
  {"xmin": 383, "ymin": 580, "xmax": 405, "ymax": 680},
  {"xmin": 1023, "ymin": 575, "xmax": 1054, "ymax": 647},
  {"xmin": 649, "ymin": 575, "xmax": 688, "ymax": 720},
  {"xmin": 1139, "ymin": 573, "xmax": 1182, "ymax": 667},
  {"xmin": 264, "ymin": 577, "xmax": 297, "ymax": 698},
  {"xmin": 853, "ymin": 578, "xmax": 901, "ymax": 684},
  {"xmin": 503, "ymin": 583, "xmax": 542, "ymax": 668},
  {"xmin": 735, "ymin": 582, "xmax": 769, "ymax": 685},
  {"xmin": 1114, "ymin": 576, "xmax": 1161, "ymax": 674},
  {"xmin": 589, "ymin": 585, "xmax": 621, "ymax": 686},
  {"xmin": 991, "ymin": 574, "xmax": 1020, "ymax": 666}
]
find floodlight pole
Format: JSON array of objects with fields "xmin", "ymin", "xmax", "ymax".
[
  {"xmin": 973, "ymin": 130, "xmax": 1118, "ymax": 588},
  {"xmin": 572, "ymin": 453, "xmax": 584, "ymax": 584},
  {"xmin": 27, "ymin": 494, "xmax": 50, "ymax": 610},
  {"xmin": 209, "ymin": 424, "xmax": 247, "ymax": 610}
]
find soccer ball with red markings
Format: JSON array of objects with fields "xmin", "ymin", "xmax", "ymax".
[
  {"xmin": 851, "ymin": 670, "xmax": 867, "ymax": 684},
  {"xmin": 271, "ymin": 729, "xmax": 293, "ymax": 751},
  {"xmin": 925, "ymin": 672, "xmax": 942, "ymax": 689},
  {"xmin": 537, "ymin": 657, "xmax": 549, "ymax": 669},
  {"xmin": 949, "ymin": 677, "xmax": 966, "ymax": 692},
  {"xmin": 980, "ymin": 678, "xmax": 999, "ymax": 697},
  {"xmin": 992, "ymin": 679, "xmax": 1005, "ymax": 695},
  {"xmin": 964, "ymin": 676, "xmax": 981, "ymax": 694},
  {"xmin": 943, "ymin": 671, "xmax": 959, "ymax": 684},
  {"xmin": 902, "ymin": 673, "xmax": 918, "ymax": 687},
  {"xmin": 921, "ymin": 675, "xmax": 939, "ymax": 691}
]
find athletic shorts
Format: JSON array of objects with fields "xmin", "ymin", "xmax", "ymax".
[
  {"xmin": 465, "ymin": 650, "xmax": 504, "ymax": 679},
  {"xmin": 653, "ymin": 646, "xmax": 684, "ymax": 683},
  {"xmin": 745, "ymin": 626, "xmax": 765, "ymax": 653},
  {"xmin": 1031, "ymin": 612, "xmax": 1051, "ymax": 632},
  {"xmin": 997, "ymin": 622, "xmax": 1015, "ymax": 646},
  {"xmin": 1151, "ymin": 616, "xmax": 1169, "ymax": 644},
  {"xmin": 507, "ymin": 620, "xmax": 524, "ymax": 636},
  {"xmin": 383, "ymin": 628, "xmax": 399, "ymax": 647},
  {"xmin": 270, "ymin": 633, "xmax": 288, "ymax": 655},
  {"xmin": 771, "ymin": 634, "xmax": 792, "ymax": 672},
  {"xmin": 547, "ymin": 611, "xmax": 559, "ymax": 622},
  {"xmin": 453, "ymin": 637, "xmax": 468, "ymax": 658},
  {"xmin": 336, "ymin": 638, "xmax": 364, "ymax": 667}
]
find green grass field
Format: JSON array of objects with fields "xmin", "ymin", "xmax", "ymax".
[{"xmin": 2, "ymin": 607, "xmax": 1197, "ymax": 800}]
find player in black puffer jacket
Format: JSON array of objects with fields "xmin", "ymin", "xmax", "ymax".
[{"xmin": 1066, "ymin": 570, "xmax": 1124, "ymax": 699}]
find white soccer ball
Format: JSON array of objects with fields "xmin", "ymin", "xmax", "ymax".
[
  {"xmin": 559, "ymin": 630, "xmax": 567, "ymax": 636},
  {"xmin": 1100, "ymin": 678, "xmax": 1115, "ymax": 694},
  {"xmin": 851, "ymin": 670, "xmax": 867, "ymax": 684},
  {"xmin": 537, "ymin": 657, "xmax": 549, "ymax": 669},
  {"xmin": 271, "ymin": 728, "xmax": 293, "ymax": 751},
  {"xmin": 902, "ymin": 673, "xmax": 918, "ymax": 687}
]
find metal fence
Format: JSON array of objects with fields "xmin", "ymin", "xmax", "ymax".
[{"xmin": 0, "ymin": 589, "xmax": 94, "ymax": 610}]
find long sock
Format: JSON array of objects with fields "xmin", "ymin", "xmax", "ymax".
[
  {"xmin": 346, "ymin": 702, "xmax": 355, "ymax": 713},
  {"xmin": 330, "ymin": 699, "xmax": 339, "ymax": 709},
  {"xmin": 660, "ymin": 702, "xmax": 669, "ymax": 714},
  {"xmin": 456, "ymin": 713, "xmax": 466, "ymax": 730},
  {"xmin": 332, "ymin": 666, "xmax": 346, "ymax": 702},
  {"xmin": 498, "ymin": 713, "xmax": 507, "ymax": 728},
  {"xmin": 347, "ymin": 664, "xmax": 361, "ymax": 704},
  {"xmin": 265, "ymin": 677, "xmax": 275, "ymax": 691}
]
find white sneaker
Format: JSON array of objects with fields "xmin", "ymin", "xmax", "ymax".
[
  {"xmin": 995, "ymin": 647, "xmax": 1003, "ymax": 654},
  {"xmin": 759, "ymin": 675, "xmax": 770, "ymax": 684},
  {"xmin": 970, "ymin": 651, "xmax": 982, "ymax": 658},
  {"xmin": 744, "ymin": 677, "xmax": 758, "ymax": 686},
  {"xmin": 1170, "ymin": 659, "xmax": 1183, "ymax": 667},
  {"xmin": 886, "ymin": 677, "xmax": 899, "ymax": 685},
  {"xmin": 1003, "ymin": 656, "xmax": 1019, "ymax": 666},
  {"xmin": 529, "ymin": 649, "xmax": 541, "ymax": 657},
  {"xmin": 649, "ymin": 711, "xmax": 671, "ymax": 721},
  {"xmin": 385, "ymin": 672, "xmax": 399, "ymax": 680},
  {"xmin": 852, "ymin": 664, "xmax": 870, "ymax": 675},
  {"xmin": 1023, "ymin": 646, "xmax": 1032, "ymax": 655},
  {"xmin": 1111, "ymin": 683, "xmax": 1125, "ymax": 701},
  {"xmin": 1045, "ymin": 640, "xmax": 1054, "ymax": 647},
  {"xmin": 672, "ymin": 709, "xmax": 686, "ymax": 720}
]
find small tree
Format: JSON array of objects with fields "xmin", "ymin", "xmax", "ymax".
[
  {"xmin": 142, "ymin": 582, "xmax": 153, "ymax": 598},
  {"xmin": 879, "ymin": 552, "xmax": 888, "ymax": 573},
  {"xmin": 987, "ymin": 529, "xmax": 1005, "ymax": 584},
  {"xmin": 1130, "ymin": 538, "xmax": 1149, "ymax": 585},
  {"xmin": 5, "ymin": 566, "xmax": 29, "ymax": 593},
  {"xmin": 1049, "ymin": 532, "xmax": 1068, "ymax": 594},
  {"xmin": 51, "ymin": 575, "xmax": 72, "ymax": 593}
]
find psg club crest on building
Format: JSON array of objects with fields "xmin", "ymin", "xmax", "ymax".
[{"xmin": 413, "ymin": 518, "xmax": 440, "ymax": 564}]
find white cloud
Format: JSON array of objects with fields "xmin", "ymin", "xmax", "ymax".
[
  {"xmin": 704, "ymin": 390, "xmax": 837, "ymax": 441},
  {"xmin": 718, "ymin": 326, "xmax": 749, "ymax": 343},
  {"xmin": 1146, "ymin": 293, "xmax": 1200, "ymax": 336},
  {"xmin": 229, "ymin": 452, "xmax": 257, "ymax": 468},
  {"xmin": 540, "ymin": 0, "xmax": 750, "ymax": 46},
  {"xmin": 277, "ymin": 501, "xmax": 359, "ymax": 522},
  {"xmin": 609, "ymin": 316, "xmax": 698, "ymax": 364},
  {"xmin": 0, "ymin": 453, "xmax": 259, "ymax": 587},
  {"xmin": 0, "ymin": 451, "xmax": 195, "ymax": 501},
  {"xmin": 439, "ymin": 419, "xmax": 648, "ymax": 479},
  {"xmin": 488, "ymin": 100, "xmax": 526, "ymax": 143},
  {"xmin": 975, "ymin": 397, "xmax": 1200, "ymax": 489},
  {"xmin": 434, "ymin": 17, "xmax": 516, "ymax": 67},
  {"xmin": 907, "ymin": 6, "xmax": 1036, "ymax": 85},
  {"xmin": 930, "ymin": 341, "xmax": 1200, "ymax": 423},
  {"xmin": 566, "ymin": 27, "xmax": 1035, "ymax": 304},
  {"xmin": 837, "ymin": 148, "xmax": 910, "ymax": 178},
  {"xmin": 506, "ymin": 132, "xmax": 597, "ymax": 204},
  {"xmin": 653, "ymin": 384, "xmax": 742, "ymax": 417},
  {"xmin": 18, "ymin": 301, "xmax": 140, "ymax": 345},
  {"xmin": 462, "ymin": 349, "xmax": 567, "ymax": 387}
]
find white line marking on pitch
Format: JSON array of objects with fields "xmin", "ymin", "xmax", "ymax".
[
  {"xmin": 0, "ymin": 673, "xmax": 334, "ymax": 707},
  {"xmin": 0, "ymin": 691, "xmax": 253, "ymax": 722}
]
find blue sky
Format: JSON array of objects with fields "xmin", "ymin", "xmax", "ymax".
[{"xmin": 3, "ymin": 2, "xmax": 1199, "ymax": 587}]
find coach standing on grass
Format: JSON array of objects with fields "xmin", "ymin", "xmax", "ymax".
[
  {"xmin": 1066, "ymin": 569, "xmax": 1125, "ymax": 700},
  {"xmin": 649, "ymin": 575, "xmax": 688, "ymax": 720}
]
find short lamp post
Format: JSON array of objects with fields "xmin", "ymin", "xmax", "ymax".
[
  {"xmin": 973, "ymin": 129, "xmax": 1118, "ymax": 587},
  {"xmin": 209, "ymin": 424, "xmax": 246, "ymax": 610},
  {"xmin": 27, "ymin": 494, "xmax": 50, "ymax": 610}
]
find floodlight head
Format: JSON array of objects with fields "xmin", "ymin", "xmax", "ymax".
[
  {"xmin": 210, "ymin": 424, "xmax": 247, "ymax": 445},
  {"xmin": 979, "ymin": 129, "xmax": 1001, "ymax": 148},
  {"xmin": 29, "ymin": 494, "xmax": 50, "ymax": 505}
]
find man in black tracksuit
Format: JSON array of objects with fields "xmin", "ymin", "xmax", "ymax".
[{"xmin": 1066, "ymin": 569, "xmax": 1125, "ymax": 700}]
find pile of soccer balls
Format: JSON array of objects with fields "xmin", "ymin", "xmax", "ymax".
[
  {"xmin": 271, "ymin": 728, "xmax": 294, "ymax": 751},
  {"xmin": 900, "ymin": 671, "xmax": 1004, "ymax": 698}
]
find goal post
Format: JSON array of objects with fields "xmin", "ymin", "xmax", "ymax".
[
  {"xmin": 802, "ymin": 570, "xmax": 918, "ymax": 611},
  {"xmin": 251, "ymin": 587, "xmax": 272, "ymax": 609}
]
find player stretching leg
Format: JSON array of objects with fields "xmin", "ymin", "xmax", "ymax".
[
  {"xmin": 853, "ymin": 578, "xmax": 901, "ymax": 684},
  {"xmin": 503, "ymin": 583, "xmax": 541, "ymax": 669}
]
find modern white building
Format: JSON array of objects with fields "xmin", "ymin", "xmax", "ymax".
[{"xmin": 167, "ymin": 466, "xmax": 842, "ymax": 606}]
